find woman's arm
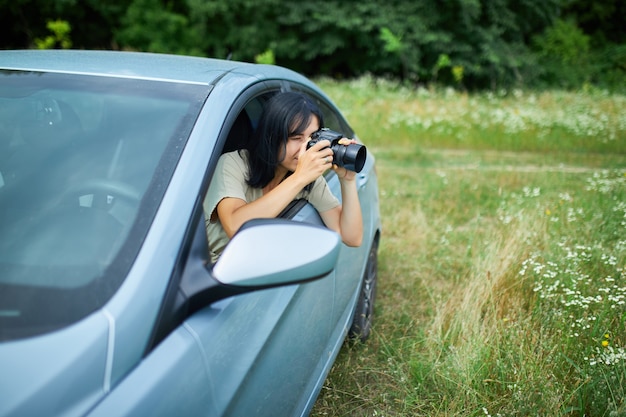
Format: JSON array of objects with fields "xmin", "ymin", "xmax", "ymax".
[
  {"xmin": 319, "ymin": 138, "xmax": 363, "ymax": 247},
  {"xmin": 216, "ymin": 174, "xmax": 306, "ymax": 237},
  {"xmin": 319, "ymin": 172, "xmax": 363, "ymax": 247},
  {"xmin": 217, "ymin": 140, "xmax": 333, "ymax": 237}
]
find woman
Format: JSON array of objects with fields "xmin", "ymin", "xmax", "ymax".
[{"xmin": 203, "ymin": 91, "xmax": 363, "ymax": 263}]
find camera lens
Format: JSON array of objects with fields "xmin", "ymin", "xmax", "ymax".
[{"xmin": 331, "ymin": 142, "xmax": 366, "ymax": 173}]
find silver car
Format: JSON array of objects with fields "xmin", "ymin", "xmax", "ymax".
[{"xmin": 0, "ymin": 50, "xmax": 380, "ymax": 417}]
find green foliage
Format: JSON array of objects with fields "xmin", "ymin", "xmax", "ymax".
[
  {"xmin": 34, "ymin": 19, "xmax": 72, "ymax": 49},
  {"xmin": 379, "ymin": 27, "xmax": 403, "ymax": 54},
  {"xmin": 533, "ymin": 19, "xmax": 590, "ymax": 64},
  {"xmin": 431, "ymin": 53, "xmax": 451, "ymax": 82},
  {"xmin": 1, "ymin": 0, "xmax": 623, "ymax": 91},
  {"xmin": 451, "ymin": 65, "xmax": 464, "ymax": 84},
  {"xmin": 185, "ymin": 0, "xmax": 281, "ymax": 61},
  {"xmin": 116, "ymin": 0, "xmax": 204, "ymax": 56},
  {"xmin": 532, "ymin": 19, "xmax": 593, "ymax": 89},
  {"xmin": 254, "ymin": 49, "xmax": 275, "ymax": 65},
  {"xmin": 379, "ymin": 27, "xmax": 411, "ymax": 81},
  {"xmin": 563, "ymin": 0, "xmax": 626, "ymax": 44}
]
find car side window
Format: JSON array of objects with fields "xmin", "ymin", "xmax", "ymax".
[
  {"xmin": 289, "ymin": 86, "xmax": 354, "ymax": 138},
  {"xmin": 317, "ymin": 100, "xmax": 343, "ymax": 133},
  {"xmin": 202, "ymin": 91, "xmax": 284, "ymax": 262}
]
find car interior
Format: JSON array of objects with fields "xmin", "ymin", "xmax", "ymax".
[{"xmin": 0, "ymin": 90, "xmax": 189, "ymax": 289}]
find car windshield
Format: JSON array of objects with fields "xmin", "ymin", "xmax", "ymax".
[{"xmin": 0, "ymin": 70, "xmax": 209, "ymax": 340}]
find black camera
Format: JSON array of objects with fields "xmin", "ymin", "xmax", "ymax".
[{"xmin": 306, "ymin": 128, "xmax": 367, "ymax": 173}]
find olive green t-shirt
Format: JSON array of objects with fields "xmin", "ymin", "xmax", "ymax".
[{"xmin": 203, "ymin": 150, "xmax": 340, "ymax": 263}]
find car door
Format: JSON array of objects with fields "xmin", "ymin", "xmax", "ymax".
[
  {"xmin": 88, "ymin": 82, "xmax": 339, "ymax": 417},
  {"xmin": 185, "ymin": 88, "xmax": 339, "ymax": 417}
]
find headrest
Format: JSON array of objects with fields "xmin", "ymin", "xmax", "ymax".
[
  {"xmin": 223, "ymin": 111, "xmax": 253, "ymax": 154},
  {"xmin": 20, "ymin": 98, "xmax": 82, "ymax": 147}
]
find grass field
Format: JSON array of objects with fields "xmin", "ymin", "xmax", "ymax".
[{"xmin": 311, "ymin": 77, "xmax": 626, "ymax": 416}]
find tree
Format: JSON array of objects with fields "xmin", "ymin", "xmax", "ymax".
[
  {"xmin": 1, "ymin": 0, "xmax": 621, "ymax": 90},
  {"xmin": 34, "ymin": 19, "xmax": 72, "ymax": 49},
  {"xmin": 116, "ymin": 0, "xmax": 204, "ymax": 55}
]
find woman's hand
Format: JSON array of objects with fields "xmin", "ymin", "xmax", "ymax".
[
  {"xmin": 332, "ymin": 138, "xmax": 358, "ymax": 181},
  {"xmin": 295, "ymin": 139, "xmax": 334, "ymax": 184}
]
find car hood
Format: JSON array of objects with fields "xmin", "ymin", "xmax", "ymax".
[{"xmin": 0, "ymin": 311, "xmax": 110, "ymax": 417}]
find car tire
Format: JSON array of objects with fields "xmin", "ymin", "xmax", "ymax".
[{"xmin": 348, "ymin": 237, "xmax": 378, "ymax": 342}]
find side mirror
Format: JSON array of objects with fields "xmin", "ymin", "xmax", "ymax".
[
  {"xmin": 213, "ymin": 219, "xmax": 340, "ymax": 287},
  {"xmin": 179, "ymin": 219, "xmax": 340, "ymax": 315}
]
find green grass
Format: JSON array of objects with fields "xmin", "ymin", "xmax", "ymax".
[{"xmin": 312, "ymin": 77, "xmax": 626, "ymax": 416}]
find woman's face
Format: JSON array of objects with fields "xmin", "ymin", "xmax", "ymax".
[{"xmin": 279, "ymin": 115, "xmax": 320, "ymax": 172}]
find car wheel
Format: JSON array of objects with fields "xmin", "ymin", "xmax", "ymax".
[{"xmin": 349, "ymin": 237, "xmax": 378, "ymax": 342}]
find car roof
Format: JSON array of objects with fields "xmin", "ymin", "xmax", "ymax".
[{"xmin": 0, "ymin": 49, "xmax": 309, "ymax": 86}]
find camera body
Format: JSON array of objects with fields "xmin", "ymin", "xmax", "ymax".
[{"xmin": 306, "ymin": 128, "xmax": 367, "ymax": 173}]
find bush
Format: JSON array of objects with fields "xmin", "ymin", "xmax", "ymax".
[{"xmin": 532, "ymin": 19, "xmax": 593, "ymax": 89}]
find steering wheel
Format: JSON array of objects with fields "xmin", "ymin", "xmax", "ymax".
[{"xmin": 63, "ymin": 179, "xmax": 141, "ymax": 209}]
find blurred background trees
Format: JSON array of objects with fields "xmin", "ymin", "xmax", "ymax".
[{"xmin": 1, "ymin": 0, "xmax": 623, "ymax": 91}]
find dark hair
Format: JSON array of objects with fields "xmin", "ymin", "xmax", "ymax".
[{"xmin": 246, "ymin": 91, "xmax": 324, "ymax": 188}]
